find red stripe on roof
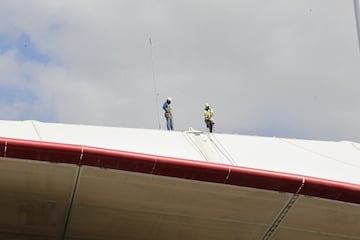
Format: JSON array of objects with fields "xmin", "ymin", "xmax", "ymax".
[
  {"xmin": 82, "ymin": 146, "xmax": 156, "ymax": 173},
  {"xmin": 4, "ymin": 138, "xmax": 82, "ymax": 164},
  {"xmin": 0, "ymin": 138, "xmax": 5, "ymax": 157},
  {"xmin": 227, "ymin": 167, "xmax": 304, "ymax": 194},
  {"xmin": 153, "ymin": 157, "xmax": 230, "ymax": 183},
  {"xmin": 300, "ymin": 177, "xmax": 360, "ymax": 204},
  {"xmin": 1, "ymin": 137, "xmax": 359, "ymax": 204}
]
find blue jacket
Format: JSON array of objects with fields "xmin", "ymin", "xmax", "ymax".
[{"xmin": 163, "ymin": 102, "xmax": 171, "ymax": 113}]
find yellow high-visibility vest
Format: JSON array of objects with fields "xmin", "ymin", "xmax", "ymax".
[{"xmin": 204, "ymin": 108, "xmax": 213, "ymax": 120}]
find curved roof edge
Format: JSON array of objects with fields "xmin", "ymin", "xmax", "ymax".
[{"xmin": 1, "ymin": 136, "xmax": 359, "ymax": 204}]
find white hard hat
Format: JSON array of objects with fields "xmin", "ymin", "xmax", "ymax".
[
  {"xmin": 167, "ymin": 97, "xmax": 172, "ymax": 101},
  {"xmin": 205, "ymin": 103, "xmax": 209, "ymax": 107}
]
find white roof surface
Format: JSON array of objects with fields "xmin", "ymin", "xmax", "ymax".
[{"xmin": 0, "ymin": 120, "xmax": 359, "ymax": 186}]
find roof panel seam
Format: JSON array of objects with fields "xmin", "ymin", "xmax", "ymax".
[
  {"xmin": 79, "ymin": 145, "xmax": 84, "ymax": 165},
  {"xmin": 351, "ymin": 142, "xmax": 360, "ymax": 153},
  {"xmin": 31, "ymin": 120, "xmax": 42, "ymax": 141},
  {"xmin": 224, "ymin": 168, "xmax": 231, "ymax": 184},
  {"xmin": 297, "ymin": 176, "xmax": 306, "ymax": 194},
  {"xmin": 4, "ymin": 140, "xmax": 7, "ymax": 158},
  {"xmin": 150, "ymin": 158, "xmax": 157, "ymax": 174}
]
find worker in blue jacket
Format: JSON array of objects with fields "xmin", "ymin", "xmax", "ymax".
[{"xmin": 162, "ymin": 97, "xmax": 174, "ymax": 130}]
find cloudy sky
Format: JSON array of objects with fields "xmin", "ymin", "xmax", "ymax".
[{"xmin": 0, "ymin": 0, "xmax": 359, "ymax": 142}]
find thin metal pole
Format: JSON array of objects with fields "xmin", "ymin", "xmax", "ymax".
[
  {"xmin": 149, "ymin": 37, "xmax": 161, "ymax": 129},
  {"xmin": 354, "ymin": 0, "xmax": 360, "ymax": 51}
]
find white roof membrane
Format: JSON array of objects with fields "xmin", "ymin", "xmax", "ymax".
[{"xmin": 0, "ymin": 120, "xmax": 359, "ymax": 186}]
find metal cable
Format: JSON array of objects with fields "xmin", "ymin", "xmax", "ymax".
[
  {"xmin": 208, "ymin": 134, "xmax": 237, "ymax": 166},
  {"xmin": 278, "ymin": 138, "xmax": 360, "ymax": 169}
]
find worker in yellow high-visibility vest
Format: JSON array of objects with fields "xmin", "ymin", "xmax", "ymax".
[{"xmin": 204, "ymin": 103, "xmax": 215, "ymax": 133}]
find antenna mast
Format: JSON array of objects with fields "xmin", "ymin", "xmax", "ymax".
[
  {"xmin": 149, "ymin": 37, "xmax": 161, "ymax": 129},
  {"xmin": 354, "ymin": 0, "xmax": 360, "ymax": 51}
]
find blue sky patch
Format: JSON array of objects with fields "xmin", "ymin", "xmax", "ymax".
[
  {"xmin": 0, "ymin": 32, "xmax": 50, "ymax": 64},
  {"xmin": 0, "ymin": 84, "xmax": 37, "ymax": 104},
  {"xmin": 0, "ymin": 38, "xmax": 11, "ymax": 54}
]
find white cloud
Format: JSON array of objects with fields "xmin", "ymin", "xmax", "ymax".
[{"xmin": 0, "ymin": 0, "xmax": 359, "ymax": 141}]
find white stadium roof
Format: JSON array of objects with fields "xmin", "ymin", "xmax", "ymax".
[{"xmin": 0, "ymin": 120, "xmax": 359, "ymax": 239}]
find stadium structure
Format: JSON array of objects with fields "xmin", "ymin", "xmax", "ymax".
[{"xmin": 0, "ymin": 120, "xmax": 359, "ymax": 239}]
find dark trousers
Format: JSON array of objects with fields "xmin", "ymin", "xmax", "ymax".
[{"xmin": 205, "ymin": 119, "xmax": 213, "ymax": 133}]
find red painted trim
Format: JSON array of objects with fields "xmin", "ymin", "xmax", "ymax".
[
  {"xmin": 1, "ymin": 137, "xmax": 360, "ymax": 204},
  {"xmin": 4, "ymin": 138, "xmax": 82, "ymax": 164},
  {"xmin": 300, "ymin": 177, "xmax": 360, "ymax": 204},
  {"xmin": 227, "ymin": 167, "xmax": 304, "ymax": 193},
  {"xmin": 82, "ymin": 146, "xmax": 156, "ymax": 173},
  {"xmin": 0, "ymin": 138, "xmax": 5, "ymax": 157},
  {"xmin": 153, "ymin": 157, "xmax": 230, "ymax": 183}
]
